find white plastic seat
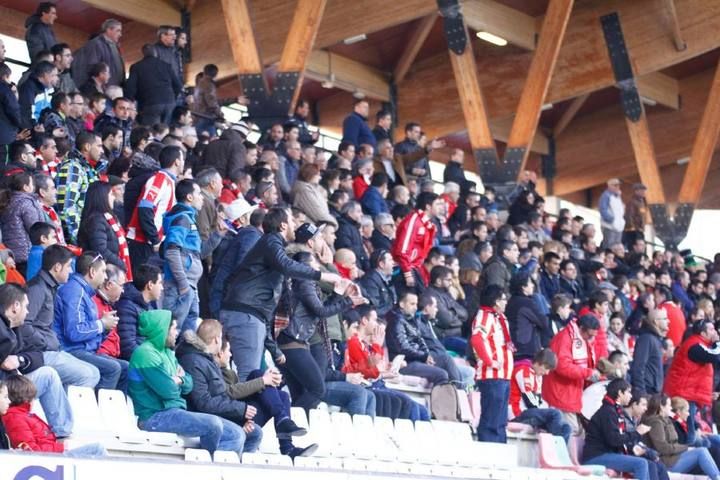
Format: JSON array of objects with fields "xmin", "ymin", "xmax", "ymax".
[
  {"xmin": 290, "ymin": 407, "xmax": 315, "ymax": 450},
  {"xmin": 294, "ymin": 456, "xmax": 343, "ymax": 469},
  {"xmin": 184, "ymin": 448, "xmax": 212, "ymax": 462},
  {"xmin": 351, "ymin": 414, "xmax": 378, "ymax": 460},
  {"xmin": 30, "ymin": 399, "xmax": 48, "ymax": 424},
  {"xmin": 329, "ymin": 411, "xmax": 354, "ymax": 457},
  {"xmin": 393, "ymin": 418, "xmax": 418, "ymax": 463},
  {"xmin": 67, "ymin": 386, "xmax": 112, "ymax": 438},
  {"xmin": 258, "ymin": 419, "xmax": 280, "ymax": 454},
  {"xmin": 98, "ymin": 389, "xmax": 181, "ymax": 446},
  {"xmin": 213, "ymin": 450, "xmax": 240, "ymax": 463},
  {"xmin": 372, "ymin": 416, "xmax": 400, "ymax": 462},
  {"xmin": 414, "ymin": 420, "xmax": 443, "ymax": 464},
  {"xmin": 308, "ymin": 408, "xmax": 340, "ymax": 457},
  {"xmin": 242, "ymin": 452, "xmax": 292, "ymax": 467}
]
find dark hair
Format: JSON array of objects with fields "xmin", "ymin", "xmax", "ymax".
[
  {"xmin": 76, "ymin": 131, "xmax": 98, "ymax": 152},
  {"xmin": 0, "ymin": 283, "xmax": 27, "ymax": 314},
  {"xmin": 533, "ymin": 348, "xmax": 557, "ymax": 369},
  {"xmin": 129, "ymin": 126, "xmax": 151, "ymax": 150},
  {"xmin": 405, "ymin": 122, "xmax": 420, "ymax": 132},
  {"xmin": 50, "ymin": 91, "xmax": 68, "ymax": 111},
  {"xmin": 159, "ymin": 145, "xmax": 183, "ymax": 168},
  {"xmin": 107, "ymin": 156, "xmax": 131, "ymax": 178},
  {"xmin": 78, "ymin": 181, "xmax": 113, "ymax": 237},
  {"xmin": 41, "ymin": 244, "xmax": 73, "ymax": 272},
  {"xmin": 7, "ymin": 172, "xmax": 33, "ymax": 192},
  {"xmin": 693, "ymin": 319, "xmax": 714, "ymax": 336},
  {"xmin": 141, "ymin": 43, "xmax": 157, "ymax": 58},
  {"xmin": 608, "ymin": 350, "xmax": 627, "ymax": 365},
  {"xmin": 355, "ymin": 304, "xmax": 376, "ymax": 322},
  {"xmin": 89, "ymin": 62, "xmax": 109, "ymax": 78},
  {"xmin": 510, "ymin": 271, "xmax": 533, "ymax": 296},
  {"xmin": 430, "ymin": 265, "xmax": 452, "ymax": 286},
  {"xmin": 543, "ymin": 251, "xmax": 561, "ymax": 265},
  {"xmin": 588, "ymin": 290, "xmax": 609, "ymax": 309},
  {"xmin": 376, "ymin": 110, "xmax": 392, "ymax": 122},
  {"xmin": 629, "ymin": 390, "xmax": 648, "ymax": 407},
  {"xmin": 391, "ymin": 203, "xmax": 411, "ymax": 221},
  {"xmin": 292, "ymin": 251, "xmax": 314, "ymax": 265},
  {"xmin": 370, "ymin": 248, "xmax": 391, "ymax": 269},
  {"xmin": 398, "ymin": 290, "xmax": 418, "ymax": 304},
  {"xmin": 9, "ymin": 141, "xmax": 31, "ymax": 163},
  {"xmin": 499, "ymin": 240, "xmax": 516, "ymax": 257},
  {"xmin": 606, "ymin": 378, "xmax": 631, "ymax": 400},
  {"xmin": 249, "ymin": 209, "xmax": 266, "ymax": 228},
  {"xmin": 175, "ymin": 179, "xmax": 198, "ymax": 203},
  {"xmin": 263, "ymin": 207, "xmax": 289, "ymax": 233},
  {"xmin": 101, "ymin": 123, "xmax": 122, "ymax": 141},
  {"xmin": 50, "ymin": 43, "xmax": 70, "ymax": 58},
  {"xmin": 203, "ymin": 64, "xmax": 219, "ymax": 77},
  {"xmin": 33, "ymin": 173, "xmax": 52, "ymax": 194},
  {"xmin": 36, "ymin": 2, "xmax": 56, "ymax": 15},
  {"xmin": 133, "ymin": 264, "xmax": 161, "ymax": 291},
  {"xmin": 551, "ymin": 293, "xmax": 572, "ymax": 312},
  {"xmin": 480, "ymin": 285, "xmax": 505, "ymax": 308},
  {"xmin": 352, "ymin": 97, "xmax": 368, "ymax": 107},
  {"xmin": 338, "ymin": 141, "xmax": 354, "ymax": 154},
  {"xmin": 5, "ymin": 375, "xmax": 37, "ymax": 406},
  {"xmin": 578, "ymin": 314, "xmax": 601, "ymax": 331},
  {"xmin": 76, "ymin": 250, "xmax": 104, "ymax": 275},
  {"xmin": 0, "ymin": 62, "xmax": 11, "ymax": 79},
  {"xmin": 418, "ymin": 293, "xmax": 437, "ymax": 311},
  {"xmin": 416, "ymin": 192, "xmax": 438, "ymax": 212},
  {"xmin": 29, "ymin": 222, "xmax": 55, "ymax": 246},
  {"xmin": 654, "ymin": 284, "xmax": 672, "ymax": 302},
  {"xmin": 370, "ymin": 172, "xmax": 389, "ymax": 188}
]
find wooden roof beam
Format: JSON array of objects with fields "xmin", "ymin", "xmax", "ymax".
[
  {"xmin": 394, "ymin": 14, "xmax": 438, "ymax": 83},
  {"xmin": 635, "ymin": 72, "xmax": 680, "ymax": 110},
  {"xmin": 220, "ymin": 0, "xmax": 263, "ymax": 75},
  {"xmin": 663, "ymin": 0, "xmax": 687, "ymax": 51},
  {"xmin": 304, "ymin": 51, "xmax": 391, "ymax": 101},
  {"xmin": 82, "ymin": 0, "xmax": 180, "ymax": 27},
  {"xmin": 553, "ymin": 93, "xmax": 589, "ymax": 137},
  {"xmin": 625, "ymin": 109, "xmax": 666, "ymax": 204},
  {"xmin": 462, "ymin": 0, "xmax": 538, "ymax": 51}
]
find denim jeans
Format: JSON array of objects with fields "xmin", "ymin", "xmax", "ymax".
[
  {"xmin": 140, "ymin": 407, "xmax": 262, "ymax": 454},
  {"xmin": 477, "ymin": 379, "xmax": 510, "ymax": 443},
  {"xmin": 442, "ymin": 337, "xmax": 468, "ymax": 356},
  {"xmin": 280, "ymin": 346, "xmax": 326, "ymax": 411},
  {"xmin": 70, "ymin": 350, "xmax": 128, "ymax": 393},
  {"xmin": 513, "ymin": 408, "xmax": 572, "ymax": 443},
  {"xmin": 163, "ymin": 281, "xmax": 200, "ymax": 334},
  {"xmin": 670, "ymin": 447, "xmax": 720, "ymax": 478},
  {"xmin": 219, "ymin": 310, "xmax": 266, "ymax": 381},
  {"xmin": 430, "ymin": 351, "xmax": 463, "ymax": 385},
  {"xmin": 400, "ymin": 361, "xmax": 449, "ymax": 385},
  {"xmin": 324, "ymin": 381, "xmax": 376, "ymax": 416},
  {"xmin": 585, "ymin": 453, "xmax": 650, "ymax": 480},
  {"xmin": 601, "ymin": 228, "xmax": 623, "ymax": 249},
  {"xmin": 245, "ymin": 370, "xmax": 293, "ymax": 455},
  {"xmin": 43, "ymin": 351, "xmax": 100, "ymax": 388},
  {"xmin": 26, "ymin": 366, "xmax": 73, "ymax": 437},
  {"xmin": 65, "ymin": 442, "xmax": 107, "ymax": 458}
]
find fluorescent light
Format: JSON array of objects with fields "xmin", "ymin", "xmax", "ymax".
[
  {"xmin": 476, "ymin": 31, "xmax": 508, "ymax": 46},
  {"xmin": 541, "ymin": 103, "xmax": 554, "ymax": 111},
  {"xmin": 321, "ymin": 74, "xmax": 335, "ymax": 89},
  {"xmin": 352, "ymin": 90, "xmax": 366, "ymax": 99},
  {"xmin": 640, "ymin": 95, "xmax": 657, "ymax": 106},
  {"xmin": 677, "ymin": 157, "xmax": 690, "ymax": 165},
  {"xmin": 343, "ymin": 34, "xmax": 367, "ymax": 45}
]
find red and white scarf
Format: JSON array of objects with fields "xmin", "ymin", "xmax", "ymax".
[
  {"xmin": 36, "ymin": 152, "xmax": 59, "ymax": 179},
  {"xmin": 105, "ymin": 212, "xmax": 133, "ymax": 281},
  {"xmin": 604, "ymin": 394, "xmax": 629, "ymax": 454},
  {"xmin": 41, "ymin": 204, "xmax": 66, "ymax": 245}
]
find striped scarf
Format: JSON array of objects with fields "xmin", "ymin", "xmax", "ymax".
[
  {"xmin": 604, "ymin": 394, "xmax": 628, "ymax": 454},
  {"xmin": 36, "ymin": 152, "xmax": 59, "ymax": 179},
  {"xmin": 41, "ymin": 204, "xmax": 66, "ymax": 245},
  {"xmin": 104, "ymin": 212, "xmax": 133, "ymax": 281}
]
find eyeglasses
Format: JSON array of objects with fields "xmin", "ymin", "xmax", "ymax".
[{"xmin": 90, "ymin": 253, "xmax": 104, "ymax": 264}]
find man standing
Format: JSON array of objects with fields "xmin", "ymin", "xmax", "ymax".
[
  {"xmin": 287, "ymin": 99, "xmax": 318, "ymax": 146},
  {"xmin": 73, "ymin": 19, "xmax": 125, "ymax": 87},
  {"xmin": 471, "ymin": 286, "xmax": 513, "ymax": 443},
  {"xmin": 219, "ymin": 207, "xmax": 341, "ymax": 381},
  {"xmin": 94, "ymin": 97, "xmax": 133, "ymax": 152},
  {"xmin": 24, "ymin": 2, "xmax": 57, "ymax": 60},
  {"xmin": 443, "ymin": 149, "xmax": 469, "ymax": 189},
  {"xmin": 599, "ymin": 178, "xmax": 626, "ymax": 249},
  {"xmin": 51, "ymin": 43, "xmax": 76, "ymax": 94},
  {"xmin": 154, "ymin": 26, "xmax": 181, "ymax": 82},
  {"xmin": 481, "ymin": 240, "xmax": 519, "ymax": 292},
  {"xmin": 395, "ymin": 122, "xmax": 430, "ymax": 179},
  {"xmin": 125, "ymin": 44, "xmax": 182, "ymax": 126},
  {"xmin": 18, "ymin": 61, "xmax": 57, "ymax": 129},
  {"xmin": 341, "ymin": 98, "xmax": 376, "ymax": 149},
  {"xmin": 372, "ymin": 110, "xmax": 393, "ymax": 144},
  {"xmin": 34, "ymin": 173, "xmax": 65, "ymax": 245},
  {"xmin": 623, "ymin": 183, "xmax": 648, "ymax": 248}
]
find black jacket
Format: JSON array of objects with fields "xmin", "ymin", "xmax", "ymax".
[
  {"xmin": 286, "ymin": 113, "xmax": 316, "ymax": 146},
  {"xmin": 25, "ymin": 14, "xmax": 57, "ymax": 60},
  {"xmin": 154, "ymin": 42, "xmax": 182, "ymax": 82},
  {"xmin": 630, "ymin": 324, "xmax": 664, "ymax": 395},
  {"xmin": 427, "ymin": 286, "xmax": 468, "ymax": 339},
  {"xmin": 78, "ymin": 212, "xmax": 126, "ymax": 273},
  {"xmin": 506, "ymin": 293, "xmax": 548, "ymax": 360},
  {"xmin": 17, "ymin": 76, "xmax": 48, "ymax": 129},
  {"xmin": 370, "ymin": 229, "xmax": 392, "ymax": 252},
  {"xmin": 176, "ymin": 331, "xmax": 248, "ymax": 424},
  {"xmin": 125, "ymin": 55, "xmax": 182, "ymax": 108},
  {"xmin": 94, "ymin": 114, "xmax": 132, "ymax": 151},
  {"xmin": 559, "ymin": 276, "xmax": 585, "ymax": 303},
  {"xmin": 117, "ymin": 283, "xmax": 156, "ymax": 360},
  {"xmin": 416, "ymin": 313, "xmax": 446, "ymax": 357},
  {"xmin": 481, "ymin": 255, "xmax": 514, "ymax": 291},
  {"xmin": 19, "ymin": 270, "xmax": 61, "ymax": 353},
  {"xmin": 221, "ymin": 232, "xmax": 321, "ymax": 360},
  {"xmin": 280, "ymin": 278, "xmax": 352, "ymax": 345},
  {"xmin": 443, "ymin": 162, "xmax": 469, "ymax": 190},
  {"xmin": 335, "ymin": 214, "xmax": 369, "ymax": 271},
  {"xmin": 358, "ymin": 269, "xmax": 397, "ymax": 318},
  {"xmin": 0, "ymin": 313, "xmax": 44, "ymax": 380},
  {"xmin": 0, "ymin": 81, "xmax": 21, "ymax": 145},
  {"xmin": 209, "ymin": 226, "xmax": 262, "ymax": 316},
  {"xmin": 386, "ymin": 307, "xmax": 429, "ymax": 363},
  {"xmin": 198, "ymin": 129, "xmax": 247, "ymax": 179},
  {"xmin": 582, "ymin": 399, "xmax": 642, "ymax": 463}
]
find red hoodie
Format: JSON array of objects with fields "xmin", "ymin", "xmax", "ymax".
[{"xmin": 2, "ymin": 403, "xmax": 64, "ymax": 452}]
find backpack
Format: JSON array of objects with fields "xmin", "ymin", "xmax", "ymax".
[{"xmin": 430, "ymin": 383, "xmax": 473, "ymax": 422}]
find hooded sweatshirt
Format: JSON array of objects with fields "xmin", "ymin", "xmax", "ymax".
[{"xmin": 128, "ymin": 309, "xmax": 193, "ymax": 422}]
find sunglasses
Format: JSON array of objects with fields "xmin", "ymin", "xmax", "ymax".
[{"xmin": 91, "ymin": 253, "xmax": 104, "ymax": 264}]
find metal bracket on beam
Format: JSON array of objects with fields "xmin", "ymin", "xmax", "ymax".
[
  {"xmin": 273, "ymin": 71, "xmax": 300, "ymax": 108},
  {"xmin": 648, "ymin": 203, "xmax": 694, "ymax": 250},
  {"xmin": 437, "ymin": 0, "xmax": 466, "ymax": 55},
  {"xmin": 601, "ymin": 12, "xmax": 642, "ymax": 122},
  {"xmin": 476, "ymin": 147, "xmax": 525, "ymax": 185},
  {"xmin": 181, "ymin": 9, "xmax": 192, "ymax": 63},
  {"xmin": 239, "ymin": 71, "xmax": 300, "ymax": 129}
]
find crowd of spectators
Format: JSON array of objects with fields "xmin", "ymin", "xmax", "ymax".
[{"xmin": 0, "ymin": 4, "xmax": 720, "ymax": 478}]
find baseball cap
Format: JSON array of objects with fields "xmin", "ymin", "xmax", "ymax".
[
  {"xmin": 295, "ymin": 223, "xmax": 322, "ymax": 243},
  {"xmin": 224, "ymin": 197, "xmax": 256, "ymax": 222}
]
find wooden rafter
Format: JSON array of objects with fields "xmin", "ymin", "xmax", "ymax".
[
  {"xmin": 81, "ymin": 0, "xmax": 180, "ymax": 27},
  {"xmin": 463, "ymin": 0, "xmax": 538, "ymax": 51},
  {"xmin": 553, "ymin": 93, "xmax": 589, "ymax": 137},
  {"xmin": 625, "ymin": 111, "xmax": 666, "ymax": 205},
  {"xmin": 636, "ymin": 72, "xmax": 680, "ymax": 110},
  {"xmin": 663, "ymin": 0, "xmax": 687, "ymax": 51},
  {"xmin": 394, "ymin": 14, "xmax": 437, "ymax": 83},
  {"xmin": 220, "ymin": 0, "xmax": 263, "ymax": 75},
  {"xmin": 305, "ymin": 51, "xmax": 391, "ymax": 101}
]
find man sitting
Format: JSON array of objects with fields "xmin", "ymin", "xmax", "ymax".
[{"xmin": 129, "ymin": 310, "xmax": 259, "ymax": 457}]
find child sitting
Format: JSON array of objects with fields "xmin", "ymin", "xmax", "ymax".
[
  {"xmin": 0, "ymin": 381, "xmax": 9, "ymax": 449},
  {"xmin": 509, "ymin": 348, "xmax": 572, "ymax": 442},
  {"xmin": 26, "ymin": 222, "xmax": 59, "ymax": 281},
  {"xmin": 1, "ymin": 375, "xmax": 106, "ymax": 457}
]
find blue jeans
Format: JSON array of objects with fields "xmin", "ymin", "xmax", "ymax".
[
  {"xmin": 140, "ymin": 408, "xmax": 262, "ymax": 454},
  {"xmin": 163, "ymin": 281, "xmax": 200, "ymax": 334},
  {"xmin": 670, "ymin": 447, "xmax": 720, "ymax": 478},
  {"xmin": 477, "ymin": 379, "xmax": 510, "ymax": 443},
  {"xmin": 219, "ymin": 310, "xmax": 266, "ymax": 381},
  {"xmin": 65, "ymin": 442, "xmax": 107, "ymax": 458},
  {"xmin": 442, "ymin": 337, "xmax": 468, "ymax": 356},
  {"xmin": 43, "ymin": 351, "xmax": 100, "ymax": 388},
  {"xmin": 513, "ymin": 408, "xmax": 572, "ymax": 443},
  {"xmin": 324, "ymin": 381, "xmax": 376, "ymax": 416},
  {"xmin": 399, "ymin": 361, "xmax": 449, "ymax": 385},
  {"xmin": 245, "ymin": 370, "xmax": 294, "ymax": 455},
  {"xmin": 70, "ymin": 350, "xmax": 128, "ymax": 393},
  {"xmin": 26, "ymin": 366, "xmax": 73, "ymax": 437},
  {"xmin": 585, "ymin": 453, "xmax": 650, "ymax": 480}
]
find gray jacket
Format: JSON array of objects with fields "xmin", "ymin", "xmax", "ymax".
[{"xmin": 20, "ymin": 270, "xmax": 61, "ymax": 352}]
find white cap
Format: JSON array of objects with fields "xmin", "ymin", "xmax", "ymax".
[{"xmin": 224, "ymin": 197, "xmax": 256, "ymax": 221}]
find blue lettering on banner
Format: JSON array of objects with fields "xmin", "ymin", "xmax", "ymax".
[{"xmin": 14, "ymin": 465, "xmax": 64, "ymax": 480}]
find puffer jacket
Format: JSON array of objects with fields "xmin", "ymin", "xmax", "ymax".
[
  {"xmin": 279, "ymin": 278, "xmax": 352, "ymax": 346},
  {"xmin": 506, "ymin": 293, "xmax": 548, "ymax": 360},
  {"xmin": 78, "ymin": 212, "xmax": 126, "ymax": 272},
  {"xmin": 176, "ymin": 331, "xmax": 248, "ymax": 424},
  {"xmin": 20, "ymin": 270, "xmax": 61, "ymax": 353},
  {"xmin": 358, "ymin": 269, "xmax": 397, "ymax": 318},
  {"xmin": 386, "ymin": 307, "xmax": 430, "ymax": 363},
  {"xmin": 335, "ymin": 214, "xmax": 369, "ymax": 271},
  {"xmin": 0, "ymin": 191, "xmax": 44, "ymax": 262},
  {"xmin": 198, "ymin": 128, "xmax": 246, "ymax": 179},
  {"xmin": 630, "ymin": 323, "xmax": 664, "ymax": 395},
  {"xmin": 117, "ymin": 283, "xmax": 156, "ymax": 361},
  {"xmin": 24, "ymin": 14, "xmax": 57, "ymax": 60},
  {"xmin": 427, "ymin": 285, "xmax": 468, "ymax": 339},
  {"xmin": 481, "ymin": 255, "xmax": 514, "ymax": 291},
  {"xmin": 53, "ymin": 273, "xmax": 103, "ymax": 352},
  {"xmin": 3, "ymin": 403, "xmax": 64, "ymax": 452},
  {"xmin": 643, "ymin": 414, "xmax": 688, "ymax": 467},
  {"xmin": 162, "ymin": 203, "xmax": 203, "ymax": 292}
]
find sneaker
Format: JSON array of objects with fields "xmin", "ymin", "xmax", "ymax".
[
  {"xmin": 289, "ymin": 443, "xmax": 319, "ymax": 459},
  {"xmin": 276, "ymin": 418, "xmax": 307, "ymax": 439}
]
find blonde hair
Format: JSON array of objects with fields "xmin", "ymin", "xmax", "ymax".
[
  {"xmin": 671, "ymin": 396, "xmax": 689, "ymax": 413},
  {"xmin": 197, "ymin": 319, "xmax": 223, "ymax": 345}
]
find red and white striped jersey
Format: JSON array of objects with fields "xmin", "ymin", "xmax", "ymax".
[
  {"xmin": 509, "ymin": 359, "xmax": 546, "ymax": 417},
  {"xmin": 126, "ymin": 170, "xmax": 176, "ymax": 244},
  {"xmin": 470, "ymin": 306, "xmax": 514, "ymax": 381}
]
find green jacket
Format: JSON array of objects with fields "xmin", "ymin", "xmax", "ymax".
[{"xmin": 128, "ymin": 309, "xmax": 193, "ymax": 422}]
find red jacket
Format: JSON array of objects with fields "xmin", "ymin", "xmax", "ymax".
[
  {"xmin": 391, "ymin": 210, "xmax": 437, "ymax": 274},
  {"xmin": 578, "ymin": 306, "xmax": 608, "ymax": 360},
  {"xmin": 664, "ymin": 334, "xmax": 715, "ymax": 407},
  {"xmin": 2, "ymin": 403, "xmax": 64, "ymax": 452},
  {"xmin": 352, "ymin": 175, "xmax": 370, "ymax": 200},
  {"xmin": 342, "ymin": 334, "xmax": 383, "ymax": 379},
  {"xmin": 542, "ymin": 320, "xmax": 595, "ymax": 413},
  {"xmin": 660, "ymin": 301, "xmax": 686, "ymax": 348},
  {"xmin": 94, "ymin": 294, "xmax": 120, "ymax": 358}
]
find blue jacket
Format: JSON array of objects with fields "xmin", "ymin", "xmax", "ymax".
[
  {"xmin": 360, "ymin": 186, "xmax": 388, "ymax": 217},
  {"xmin": 598, "ymin": 190, "xmax": 615, "ymax": 224},
  {"xmin": 342, "ymin": 111, "xmax": 376, "ymax": 148},
  {"xmin": 54, "ymin": 273, "xmax": 103, "ymax": 352},
  {"xmin": 26, "ymin": 245, "xmax": 44, "ymax": 281},
  {"xmin": 0, "ymin": 81, "xmax": 21, "ymax": 145},
  {"xmin": 162, "ymin": 203, "xmax": 202, "ymax": 292},
  {"xmin": 18, "ymin": 76, "xmax": 52, "ymax": 129},
  {"xmin": 539, "ymin": 270, "xmax": 561, "ymax": 303},
  {"xmin": 209, "ymin": 225, "xmax": 262, "ymax": 316},
  {"xmin": 671, "ymin": 281, "xmax": 694, "ymax": 314}
]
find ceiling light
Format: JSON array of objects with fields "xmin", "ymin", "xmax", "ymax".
[
  {"xmin": 352, "ymin": 90, "xmax": 366, "ymax": 99},
  {"xmin": 476, "ymin": 31, "xmax": 508, "ymax": 46},
  {"xmin": 321, "ymin": 73, "xmax": 336, "ymax": 89},
  {"xmin": 640, "ymin": 95, "xmax": 657, "ymax": 106},
  {"xmin": 343, "ymin": 34, "xmax": 367, "ymax": 45},
  {"xmin": 676, "ymin": 156, "xmax": 690, "ymax": 165},
  {"xmin": 541, "ymin": 103, "xmax": 554, "ymax": 111}
]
